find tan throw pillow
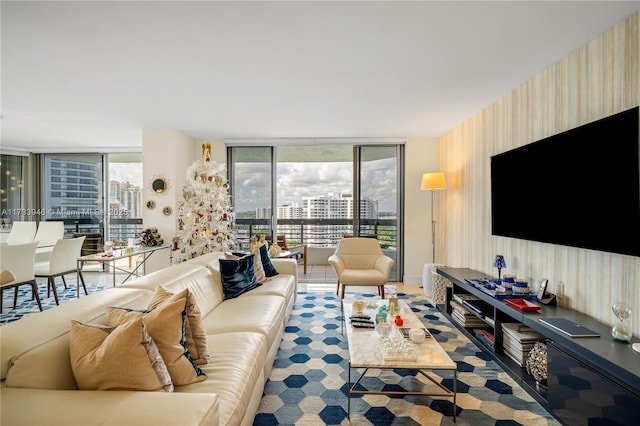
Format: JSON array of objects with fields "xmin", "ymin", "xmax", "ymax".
[
  {"xmin": 106, "ymin": 297, "xmax": 206, "ymax": 386},
  {"xmin": 69, "ymin": 318, "xmax": 173, "ymax": 392},
  {"xmin": 147, "ymin": 286, "xmax": 209, "ymax": 365},
  {"xmin": 249, "ymin": 249, "xmax": 266, "ymax": 283}
]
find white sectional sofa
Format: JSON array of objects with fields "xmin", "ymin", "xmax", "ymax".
[{"xmin": 1, "ymin": 252, "xmax": 298, "ymax": 426}]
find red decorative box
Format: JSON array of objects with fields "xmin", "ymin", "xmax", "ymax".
[{"xmin": 505, "ymin": 298, "xmax": 542, "ymax": 312}]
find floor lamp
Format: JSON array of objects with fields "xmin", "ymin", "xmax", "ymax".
[{"xmin": 421, "ymin": 172, "xmax": 447, "ymax": 263}]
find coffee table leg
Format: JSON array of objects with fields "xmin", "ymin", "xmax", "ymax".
[
  {"xmin": 347, "ymin": 361, "xmax": 351, "ymax": 419},
  {"xmin": 453, "ymin": 369, "xmax": 457, "ymax": 422}
]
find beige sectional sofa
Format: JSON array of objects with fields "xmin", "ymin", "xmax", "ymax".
[{"xmin": 1, "ymin": 252, "xmax": 298, "ymax": 426}]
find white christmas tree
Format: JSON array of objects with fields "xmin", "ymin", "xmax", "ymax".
[{"xmin": 170, "ymin": 143, "xmax": 237, "ymax": 264}]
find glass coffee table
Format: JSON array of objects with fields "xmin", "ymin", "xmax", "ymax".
[{"xmin": 344, "ymin": 299, "xmax": 458, "ymax": 421}]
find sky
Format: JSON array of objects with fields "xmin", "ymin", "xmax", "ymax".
[
  {"xmin": 109, "ymin": 157, "xmax": 398, "ymax": 213},
  {"xmin": 235, "ymin": 157, "xmax": 397, "ymax": 213}
]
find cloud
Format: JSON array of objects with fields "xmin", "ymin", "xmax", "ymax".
[{"xmin": 233, "ymin": 158, "xmax": 396, "ymax": 213}]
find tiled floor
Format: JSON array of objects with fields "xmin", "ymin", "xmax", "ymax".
[
  {"xmin": 298, "ymin": 264, "xmax": 423, "ymax": 297},
  {"xmin": 80, "ymin": 262, "xmax": 423, "ymax": 298}
]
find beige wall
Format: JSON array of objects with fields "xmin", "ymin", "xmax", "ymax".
[
  {"xmin": 142, "ymin": 129, "xmax": 195, "ymax": 272},
  {"xmin": 404, "ymin": 137, "xmax": 440, "ymax": 284},
  {"xmin": 438, "ymin": 12, "xmax": 639, "ymax": 328}
]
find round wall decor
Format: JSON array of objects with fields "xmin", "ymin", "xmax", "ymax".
[{"xmin": 150, "ymin": 176, "xmax": 169, "ymax": 194}]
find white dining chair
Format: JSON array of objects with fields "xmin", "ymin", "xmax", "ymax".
[
  {"xmin": 6, "ymin": 222, "xmax": 37, "ymax": 245},
  {"xmin": 34, "ymin": 221, "xmax": 65, "ymax": 248},
  {"xmin": 0, "ymin": 242, "xmax": 42, "ymax": 313},
  {"xmin": 34, "ymin": 237, "xmax": 87, "ymax": 305}
]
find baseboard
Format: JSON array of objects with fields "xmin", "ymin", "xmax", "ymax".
[{"xmin": 403, "ymin": 274, "xmax": 422, "ymax": 285}]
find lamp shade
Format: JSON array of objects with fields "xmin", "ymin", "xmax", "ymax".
[
  {"xmin": 493, "ymin": 255, "xmax": 506, "ymax": 269},
  {"xmin": 421, "ymin": 172, "xmax": 447, "ymax": 191}
]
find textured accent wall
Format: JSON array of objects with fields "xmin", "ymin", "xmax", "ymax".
[{"xmin": 438, "ymin": 12, "xmax": 639, "ymax": 329}]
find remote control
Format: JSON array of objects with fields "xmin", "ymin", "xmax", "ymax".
[
  {"xmin": 350, "ymin": 315, "xmax": 371, "ymax": 320},
  {"xmin": 350, "ymin": 318, "xmax": 373, "ymax": 324},
  {"xmin": 351, "ymin": 322, "xmax": 375, "ymax": 328}
]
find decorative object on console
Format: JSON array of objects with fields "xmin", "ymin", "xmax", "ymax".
[
  {"xmin": 420, "ymin": 172, "xmax": 447, "ymax": 262},
  {"xmin": 611, "ymin": 302, "xmax": 632, "ymax": 342},
  {"xmin": 525, "ymin": 341, "xmax": 548, "ymax": 390},
  {"xmin": 502, "ymin": 274, "xmax": 515, "ymax": 289},
  {"xmin": 493, "ymin": 255, "xmax": 506, "ymax": 281},
  {"xmin": 140, "ymin": 227, "xmax": 163, "ymax": 247},
  {"xmin": 170, "ymin": 144, "xmax": 237, "ymax": 264}
]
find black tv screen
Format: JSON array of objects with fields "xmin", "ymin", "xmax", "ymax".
[{"xmin": 491, "ymin": 106, "xmax": 640, "ymax": 257}]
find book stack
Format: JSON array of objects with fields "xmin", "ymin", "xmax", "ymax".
[
  {"xmin": 450, "ymin": 300, "xmax": 487, "ymax": 328},
  {"xmin": 501, "ymin": 322, "xmax": 545, "ymax": 366},
  {"xmin": 474, "ymin": 329, "xmax": 495, "ymax": 348}
]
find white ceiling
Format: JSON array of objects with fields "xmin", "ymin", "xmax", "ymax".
[{"xmin": 1, "ymin": 1, "xmax": 639, "ymax": 153}]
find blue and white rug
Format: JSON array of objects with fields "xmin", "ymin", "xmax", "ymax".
[
  {"xmin": 1, "ymin": 280, "xmax": 109, "ymax": 325},
  {"xmin": 253, "ymin": 292, "xmax": 559, "ymax": 426}
]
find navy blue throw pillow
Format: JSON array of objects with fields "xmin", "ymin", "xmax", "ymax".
[
  {"xmin": 259, "ymin": 244, "xmax": 279, "ymax": 277},
  {"xmin": 219, "ymin": 254, "xmax": 261, "ymax": 300}
]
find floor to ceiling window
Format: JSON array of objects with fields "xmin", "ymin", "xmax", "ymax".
[
  {"xmin": 228, "ymin": 142, "xmax": 404, "ymax": 281},
  {"xmin": 227, "ymin": 147, "xmax": 274, "ymax": 249},
  {"xmin": 0, "ymin": 154, "xmax": 27, "ymax": 228},
  {"xmin": 107, "ymin": 153, "xmax": 143, "ymax": 246},
  {"xmin": 43, "ymin": 154, "xmax": 104, "ymax": 238}
]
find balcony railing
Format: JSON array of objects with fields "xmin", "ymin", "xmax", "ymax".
[
  {"xmin": 234, "ymin": 218, "xmax": 397, "ymax": 251},
  {"xmin": 55, "ymin": 218, "xmax": 144, "ymax": 247}
]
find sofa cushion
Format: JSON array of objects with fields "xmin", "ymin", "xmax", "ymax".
[
  {"xmin": 119, "ymin": 262, "xmax": 225, "ymax": 318},
  {"xmin": 2, "ymin": 288, "xmax": 152, "ymax": 389},
  {"xmin": 202, "ymin": 295, "xmax": 286, "ymax": 349},
  {"xmin": 106, "ymin": 296, "xmax": 206, "ymax": 386},
  {"xmin": 0, "ymin": 388, "xmax": 220, "ymax": 426},
  {"xmin": 258, "ymin": 243, "xmax": 279, "ymax": 277},
  {"xmin": 219, "ymin": 253, "xmax": 261, "ymax": 300},
  {"xmin": 69, "ymin": 318, "xmax": 174, "ymax": 392},
  {"xmin": 147, "ymin": 286, "xmax": 209, "ymax": 365},
  {"xmin": 176, "ymin": 332, "xmax": 267, "ymax": 426}
]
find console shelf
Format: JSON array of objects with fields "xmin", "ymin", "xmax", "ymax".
[{"xmin": 436, "ymin": 267, "xmax": 640, "ymax": 425}]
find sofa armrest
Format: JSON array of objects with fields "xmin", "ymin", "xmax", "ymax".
[
  {"xmin": 0, "ymin": 387, "xmax": 219, "ymax": 425},
  {"xmin": 270, "ymin": 258, "xmax": 297, "ymax": 279}
]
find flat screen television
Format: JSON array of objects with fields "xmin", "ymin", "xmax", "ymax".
[{"xmin": 491, "ymin": 106, "xmax": 640, "ymax": 257}]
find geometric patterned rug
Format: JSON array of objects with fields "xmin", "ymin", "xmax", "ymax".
[
  {"xmin": 0, "ymin": 281, "xmax": 109, "ymax": 325},
  {"xmin": 253, "ymin": 292, "xmax": 560, "ymax": 426}
]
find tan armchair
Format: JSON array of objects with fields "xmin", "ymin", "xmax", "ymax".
[{"xmin": 328, "ymin": 237, "xmax": 394, "ymax": 299}]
